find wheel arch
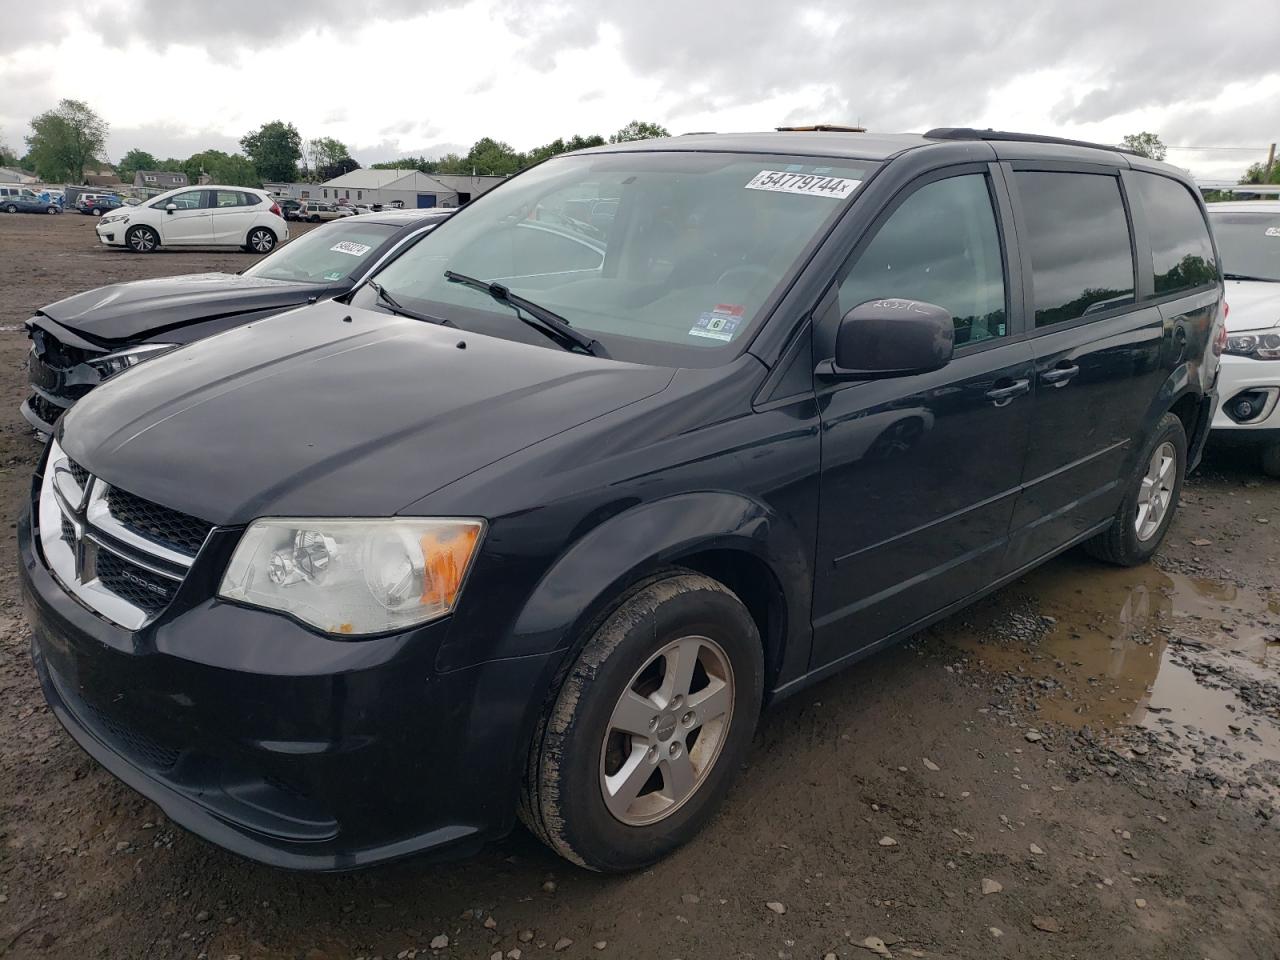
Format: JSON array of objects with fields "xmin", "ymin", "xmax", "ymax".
[{"xmin": 1130, "ymin": 363, "xmax": 1205, "ymax": 473}]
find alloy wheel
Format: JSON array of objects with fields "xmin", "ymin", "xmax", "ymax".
[
  {"xmin": 1135, "ymin": 440, "xmax": 1176, "ymax": 541},
  {"xmin": 599, "ymin": 635, "xmax": 734, "ymax": 826},
  {"xmin": 128, "ymin": 229, "xmax": 156, "ymax": 252}
]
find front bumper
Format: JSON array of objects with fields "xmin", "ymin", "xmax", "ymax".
[
  {"xmin": 19, "ymin": 504, "xmax": 555, "ymax": 870},
  {"xmin": 95, "ymin": 220, "xmax": 126, "ymax": 245},
  {"xmin": 1211, "ymin": 352, "xmax": 1280, "ymax": 437}
]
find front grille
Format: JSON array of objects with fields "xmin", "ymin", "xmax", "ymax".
[
  {"xmin": 68, "ymin": 460, "xmax": 89, "ymax": 488},
  {"xmin": 27, "ymin": 393, "xmax": 65, "ymax": 426},
  {"xmin": 60, "ymin": 515, "xmax": 75, "ymax": 543},
  {"xmin": 94, "ymin": 550, "xmax": 175, "ymax": 614},
  {"xmin": 105, "ymin": 487, "xmax": 213, "ymax": 557}
]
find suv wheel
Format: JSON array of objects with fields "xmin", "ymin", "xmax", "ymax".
[
  {"xmin": 520, "ymin": 571, "xmax": 764, "ymax": 872},
  {"xmin": 246, "ymin": 227, "xmax": 276, "ymax": 253},
  {"xmin": 1084, "ymin": 411, "xmax": 1187, "ymax": 566},
  {"xmin": 1261, "ymin": 442, "xmax": 1280, "ymax": 479},
  {"xmin": 126, "ymin": 225, "xmax": 159, "ymax": 253}
]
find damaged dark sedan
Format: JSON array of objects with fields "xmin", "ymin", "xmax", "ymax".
[{"xmin": 21, "ymin": 209, "xmax": 451, "ymax": 436}]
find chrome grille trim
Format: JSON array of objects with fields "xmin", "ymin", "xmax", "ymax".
[{"xmin": 37, "ymin": 439, "xmax": 205, "ymax": 630}]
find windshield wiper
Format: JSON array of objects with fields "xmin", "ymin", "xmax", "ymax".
[
  {"xmin": 443, "ymin": 270, "xmax": 604, "ymax": 357},
  {"xmin": 367, "ymin": 280, "xmax": 451, "ymax": 325},
  {"xmin": 1223, "ymin": 272, "xmax": 1279, "ymax": 283}
]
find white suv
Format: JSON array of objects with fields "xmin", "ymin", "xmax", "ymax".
[
  {"xmin": 96, "ymin": 185, "xmax": 289, "ymax": 253},
  {"xmin": 1206, "ymin": 200, "xmax": 1280, "ymax": 476}
]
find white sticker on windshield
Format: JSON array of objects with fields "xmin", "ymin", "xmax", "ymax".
[
  {"xmin": 330, "ymin": 241, "xmax": 372, "ymax": 257},
  {"xmin": 745, "ymin": 170, "xmax": 860, "ymax": 199},
  {"xmin": 1266, "ymin": 227, "xmax": 1280, "ymax": 238}
]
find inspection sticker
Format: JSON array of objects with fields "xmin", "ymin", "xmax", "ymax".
[
  {"xmin": 745, "ymin": 169, "xmax": 860, "ymax": 199},
  {"xmin": 689, "ymin": 304, "xmax": 745, "ymax": 342},
  {"xmin": 1266, "ymin": 227, "xmax": 1280, "ymax": 238},
  {"xmin": 329, "ymin": 240, "xmax": 372, "ymax": 257}
]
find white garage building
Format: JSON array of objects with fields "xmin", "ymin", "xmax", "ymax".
[{"xmin": 318, "ymin": 169, "xmax": 507, "ymax": 209}]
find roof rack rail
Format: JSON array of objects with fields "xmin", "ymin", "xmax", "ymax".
[
  {"xmin": 923, "ymin": 127, "xmax": 1141, "ymax": 157},
  {"xmin": 776, "ymin": 124, "xmax": 867, "ymax": 133}
]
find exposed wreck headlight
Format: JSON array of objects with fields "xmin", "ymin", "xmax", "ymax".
[
  {"xmin": 219, "ymin": 517, "xmax": 485, "ymax": 635},
  {"xmin": 88, "ymin": 343, "xmax": 177, "ymax": 379}
]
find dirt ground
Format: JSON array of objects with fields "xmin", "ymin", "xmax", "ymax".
[{"xmin": 0, "ymin": 213, "xmax": 1277, "ymax": 960}]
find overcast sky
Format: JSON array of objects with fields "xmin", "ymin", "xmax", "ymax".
[{"xmin": 1, "ymin": 0, "xmax": 1276, "ymax": 181}]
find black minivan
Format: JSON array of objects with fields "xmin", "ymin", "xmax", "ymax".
[{"xmin": 21, "ymin": 129, "xmax": 1223, "ymax": 873}]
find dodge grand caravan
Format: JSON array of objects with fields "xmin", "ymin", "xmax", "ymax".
[{"xmin": 21, "ymin": 129, "xmax": 1223, "ymax": 873}]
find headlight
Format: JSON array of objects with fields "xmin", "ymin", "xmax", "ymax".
[
  {"xmin": 1225, "ymin": 331, "xmax": 1280, "ymax": 360},
  {"xmin": 218, "ymin": 517, "xmax": 484, "ymax": 635},
  {"xmin": 88, "ymin": 342, "xmax": 177, "ymax": 379}
]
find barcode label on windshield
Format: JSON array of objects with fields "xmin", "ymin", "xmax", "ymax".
[
  {"xmin": 330, "ymin": 241, "xmax": 372, "ymax": 256},
  {"xmin": 745, "ymin": 170, "xmax": 860, "ymax": 199}
]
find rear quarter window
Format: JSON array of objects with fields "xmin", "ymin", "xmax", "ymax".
[{"xmin": 1131, "ymin": 172, "xmax": 1218, "ymax": 295}]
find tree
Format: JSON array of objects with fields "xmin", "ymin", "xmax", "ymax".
[
  {"xmin": 240, "ymin": 120, "xmax": 302, "ymax": 181},
  {"xmin": 305, "ymin": 136, "xmax": 359, "ymax": 181},
  {"xmin": 1121, "ymin": 132, "xmax": 1167, "ymax": 161},
  {"xmin": 116, "ymin": 148, "xmax": 159, "ymax": 182},
  {"xmin": 609, "ymin": 120, "xmax": 670, "ymax": 144},
  {"xmin": 526, "ymin": 133, "xmax": 606, "ymax": 165},
  {"xmin": 1242, "ymin": 160, "xmax": 1280, "ymax": 185},
  {"xmin": 0, "ymin": 141, "xmax": 18, "ymax": 167},
  {"xmin": 181, "ymin": 149, "xmax": 262, "ymax": 187},
  {"xmin": 24, "ymin": 99, "xmax": 108, "ymax": 183}
]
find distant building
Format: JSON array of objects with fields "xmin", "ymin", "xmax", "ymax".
[
  {"xmin": 262, "ymin": 181, "xmax": 326, "ymax": 201},
  {"xmin": 134, "ymin": 170, "xmax": 189, "ymax": 195},
  {"xmin": 319, "ymin": 168, "xmax": 506, "ymax": 208}
]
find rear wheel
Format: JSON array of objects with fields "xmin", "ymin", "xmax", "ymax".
[
  {"xmin": 1084, "ymin": 412, "xmax": 1186, "ymax": 566},
  {"xmin": 46, "ymin": 206, "xmax": 59, "ymax": 215},
  {"xmin": 1262, "ymin": 442, "xmax": 1280, "ymax": 479},
  {"xmin": 4, "ymin": 204, "xmax": 15, "ymax": 214},
  {"xmin": 246, "ymin": 227, "xmax": 276, "ymax": 253},
  {"xmin": 520, "ymin": 571, "xmax": 763, "ymax": 872},
  {"xmin": 126, "ymin": 225, "xmax": 159, "ymax": 253}
]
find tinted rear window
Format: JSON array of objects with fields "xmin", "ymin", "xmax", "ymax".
[
  {"xmin": 1014, "ymin": 171, "xmax": 1136, "ymax": 327},
  {"xmin": 1131, "ymin": 172, "xmax": 1218, "ymax": 295}
]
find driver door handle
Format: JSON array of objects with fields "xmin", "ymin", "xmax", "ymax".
[
  {"xmin": 984, "ymin": 378, "xmax": 1031, "ymax": 407},
  {"xmin": 1041, "ymin": 363, "xmax": 1080, "ymax": 386}
]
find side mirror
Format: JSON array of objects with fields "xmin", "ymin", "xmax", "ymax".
[
  {"xmin": 819, "ymin": 299, "xmax": 954, "ymax": 380},
  {"xmin": 165, "ymin": 203, "xmax": 177, "ymax": 214}
]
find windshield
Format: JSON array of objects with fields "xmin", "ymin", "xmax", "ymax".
[
  {"xmin": 1208, "ymin": 211, "xmax": 1280, "ymax": 282},
  {"xmin": 357, "ymin": 151, "xmax": 875, "ymax": 363},
  {"xmin": 244, "ymin": 221, "xmax": 401, "ymax": 284}
]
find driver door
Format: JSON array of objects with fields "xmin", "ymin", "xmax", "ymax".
[
  {"xmin": 811, "ymin": 167, "xmax": 1035, "ymax": 669},
  {"xmin": 159, "ymin": 189, "xmax": 212, "ymax": 245}
]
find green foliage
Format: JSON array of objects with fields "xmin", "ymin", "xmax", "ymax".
[
  {"xmin": 305, "ymin": 137, "xmax": 359, "ymax": 181},
  {"xmin": 609, "ymin": 120, "xmax": 670, "ymax": 144},
  {"xmin": 240, "ymin": 120, "xmax": 302, "ymax": 182},
  {"xmin": 0, "ymin": 141, "xmax": 18, "ymax": 167},
  {"xmin": 24, "ymin": 99, "xmax": 108, "ymax": 183},
  {"xmin": 1121, "ymin": 132, "xmax": 1167, "ymax": 161},
  {"xmin": 526, "ymin": 133, "xmax": 606, "ymax": 166},
  {"xmin": 116, "ymin": 148, "xmax": 159, "ymax": 182},
  {"xmin": 1242, "ymin": 160, "xmax": 1280, "ymax": 185},
  {"xmin": 181, "ymin": 149, "xmax": 262, "ymax": 187}
]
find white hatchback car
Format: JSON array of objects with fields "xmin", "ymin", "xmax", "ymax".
[
  {"xmin": 95, "ymin": 185, "xmax": 289, "ymax": 254},
  {"xmin": 1206, "ymin": 200, "xmax": 1280, "ymax": 476}
]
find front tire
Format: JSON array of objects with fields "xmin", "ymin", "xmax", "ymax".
[
  {"xmin": 46, "ymin": 206, "xmax": 59, "ymax": 215},
  {"xmin": 1084, "ymin": 411, "xmax": 1187, "ymax": 566},
  {"xmin": 4, "ymin": 204, "xmax": 15, "ymax": 214},
  {"xmin": 93, "ymin": 208, "xmax": 103, "ymax": 216},
  {"xmin": 246, "ymin": 227, "xmax": 276, "ymax": 253},
  {"xmin": 520, "ymin": 571, "xmax": 763, "ymax": 872},
  {"xmin": 125, "ymin": 225, "xmax": 159, "ymax": 253}
]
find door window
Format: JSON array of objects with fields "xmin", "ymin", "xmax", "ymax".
[
  {"xmin": 1013, "ymin": 172, "xmax": 1135, "ymax": 327},
  {"xmin": 214, "ymin": 190, "xmax": 246, "ymax": 208},
  {"xmin": 153, "ymin": 190, "xmax": 205, "ymax": 210},
  {"xmin": 1130, "ymin": 172, "xmax": 1218, "ymax": 294},
  {"xmin": 837, "ymin": 174, "xmax": 1007, "ymax": 345}
]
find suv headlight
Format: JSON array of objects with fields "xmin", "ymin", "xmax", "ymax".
[
  {"xmin": 218, "ymin": 518, "xmax": 484, "ymax": 635},
  {"xmin": 88, "ymin": 342, "xmax": 177, "ymax": 379},
  {"xmin": 1225, "ymin": 331, "xmax": 1280, "ymax": 360}
]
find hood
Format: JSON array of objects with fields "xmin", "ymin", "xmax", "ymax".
[
  {"xmin": 60, "ymin": 301, "xmax": 676, "ymax": 525},
  {"xmin": 39, "ymin": 273, "xmax": 319, "ymax": 343},
  {"xmin": 1225, "ymin": 279, "xmax": 1280, "ymax": 332}
]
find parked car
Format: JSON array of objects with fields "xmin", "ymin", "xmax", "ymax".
[
  {"xmin": 278, "ymin": 199, "xmax": 303, "ymax": 221},
  {"xmin": 3, "ymin": 190, "xmax": 61, "ymax": 214},
  {"xmin": 297, "ymin": 201, "xmax": 354, "ymax": 222},
  {"xmin": 94, "ymin": 185, "xmax": 288, "ymax": 253},
  {"xmin": 1205, "ymin": 200, "xmax": 1280, "ymax": 475},
  {"xmin": 79, "ymin": 196, "xmax": 123, "ymax": 216},
  {"xmin": 23, "ymin": 128, "xmax": 1221, "ymax": 873},
  {"xmin": 21, "ymin": 210, "xmax": 451, "ymax": 436}
]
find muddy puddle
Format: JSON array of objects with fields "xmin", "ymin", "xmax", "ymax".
[{"xmin": 944, "ymin": 555, "xmax": 1280, "ymax": 799}]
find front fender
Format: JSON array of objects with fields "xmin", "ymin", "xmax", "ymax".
[{"xmin": 487, "ymin": 491, "xmax": 812, "ymax": 678}]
